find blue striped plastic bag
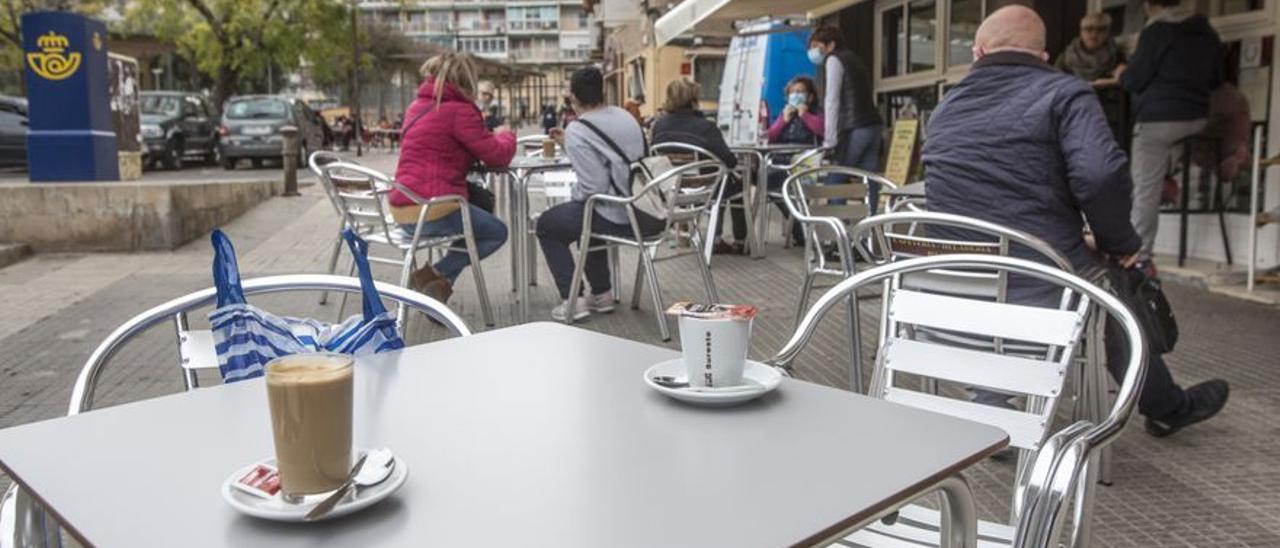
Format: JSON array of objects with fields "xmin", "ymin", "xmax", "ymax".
[{"xmin": 208, "ymin": 228, "xmax": 405, "ymax": 383}]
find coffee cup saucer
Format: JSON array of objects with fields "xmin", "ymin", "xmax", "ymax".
[
  {"xmin": 221, "ymin": 447, "xmax": 408, "ymax": 522},
  {"xmin": 643, "ymin": 358, "xmax": 782, "ymax": 407}
]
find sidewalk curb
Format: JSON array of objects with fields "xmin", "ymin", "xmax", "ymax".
[{"xmin": 0, "ymin": 243, "xmax": 31, "ymax": 269}]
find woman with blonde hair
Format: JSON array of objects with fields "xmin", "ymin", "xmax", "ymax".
[
  {"xmin": 389, "ymin": 51, "xmax": 515, "ymax": 303},
  {"xmin": 650, "ymin": 78, "xmax": 743, "ymax": 253}
]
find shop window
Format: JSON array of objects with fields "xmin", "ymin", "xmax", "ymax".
[
  {"xmin": 949, "ymin": 0, "xmax": 982, "ymax": 67},
  {"xmin": 908, "ymin": 1, "xmax": 937, "ymax": 72},
  {"xmin": 694, "ymin": 57, "xmax": 725, "ymax": 101},
  {"xmin": 881, "ymin": 6, "xmax": 904, "ymax": 78}
]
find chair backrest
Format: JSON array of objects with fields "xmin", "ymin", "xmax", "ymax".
[
  {"xmin": 781, "ymin": 165, "xmax": 897, "ymax": 270},
  {"xmin": 648, "ymin": 141, "xmax": 727, "ymax": 191},
  {"xmin": 318, "ymin": 161, "xmax": 402, "ymax": 244},
  {"xmin": 68, "ymin": 274, "xmax": 471, "ymax": 416},
  {"xmin": 768, "ymin": 146, "xmax": 827, "ymax": 186},
  {"xmin": 645, "ymin": 159, "xmax": 726, "ymax": 227},
  {"xmin": 768, "ymin": 254, "xmax": 1145, "ymax": 529}
]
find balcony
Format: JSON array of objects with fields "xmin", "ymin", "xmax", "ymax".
[
  {"xmin": 455, "ymin": 20, "xmax": 506, "ymax": 34},
  {"xmin": 510, "ymin": 48, "xmax": 561, "ymax": 62},
  {"xmin": 507, "ymin": 20, "xmax": 559, "ymax": 33},
  {"xmin": 396, "ymin": 20, "xmax": 452, "ymax": 34}
]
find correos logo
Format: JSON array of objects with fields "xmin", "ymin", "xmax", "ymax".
[{"xmin": 27, "ymin": 31, "xmax": 81, "ymax": 81}]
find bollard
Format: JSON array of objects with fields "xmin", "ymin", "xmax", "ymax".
[{"xmin": 280, "ymin": 125, "xmax": 300, "ymax": 197}]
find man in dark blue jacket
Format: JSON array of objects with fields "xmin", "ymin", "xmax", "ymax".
[
  {"xmin": 1121, "ymin": 0, "xmax": 1222, "ymax": 262},
  {"xmin": 924, "ymin": 5, "xmax": 1227, "ymax": 438}
]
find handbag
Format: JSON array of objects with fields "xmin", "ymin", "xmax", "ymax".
[
  {"xmin": 209, "ymin": 228, "xmax": 405, "ymax": 383},
  {"xmin": 1104, "ymin": 264, "xmax": 1179, "ymax": 354},
  {"xmin": 575, "ymin": 118, "xmax": 675, "ymax": 222}
]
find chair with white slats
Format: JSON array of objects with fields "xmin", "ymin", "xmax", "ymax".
[{"xmin": 768, "ymin": 255, "xmax": 1145, "ymax": 548}]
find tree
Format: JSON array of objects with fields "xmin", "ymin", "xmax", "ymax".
[{"xmin": 126, "ymin": 0, "xmax": 319, "ymax": 107}]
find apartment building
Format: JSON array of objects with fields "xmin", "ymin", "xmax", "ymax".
[{"xmin": 359, "ymin": 0, "xmax": 597, "ymax": 119}]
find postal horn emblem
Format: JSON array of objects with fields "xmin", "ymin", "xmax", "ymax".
[{"xmin": 27, "ymin": 31, "xmax": 81, "ymax": 81}]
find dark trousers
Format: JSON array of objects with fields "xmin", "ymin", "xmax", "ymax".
[
  {"xmin": 536, "ymin": 201, "xmax": 665, "ymax": 299},
  {"xmin": 714, "ymin": 175, "xmax": 750, "ymax": 242},
  {"xmin": 1104, "ymin": 316, "xmax": 1185, "ymax": 419}
]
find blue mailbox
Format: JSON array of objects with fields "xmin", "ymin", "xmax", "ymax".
[{"xmin": 22, "ymin": 11, "xmax": 118, "ymax": 181}]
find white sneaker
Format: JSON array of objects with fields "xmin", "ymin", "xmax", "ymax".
[
  {"xmin": 552, "ymin": 298, "xmax": 591, "ymax": 322},
  {"xmin": 585, "ymin": 291, "xmax": 616, "ymax": 313}
]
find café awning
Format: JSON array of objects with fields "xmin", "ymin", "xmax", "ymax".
[{"xmin": 653, "ymin": 0, "xmax": 868, "ymax": 47}]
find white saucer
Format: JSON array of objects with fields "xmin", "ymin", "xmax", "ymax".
[
  {"xmin": 643, "ymin": 359, "xmax": 782, "ymax": 407},
  {"xmin": 222, "ymin": 448, "xmax": 408, "ymax": 522}
]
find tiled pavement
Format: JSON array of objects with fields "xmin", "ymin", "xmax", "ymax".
[{"xmin": 2, "ymin": 150, "xmax": 1279, "ymax": 546}]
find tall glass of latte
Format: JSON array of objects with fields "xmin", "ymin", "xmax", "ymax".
[{"xmin": 265, "ymin": 353, "xmax": 354, "ymax": 503}]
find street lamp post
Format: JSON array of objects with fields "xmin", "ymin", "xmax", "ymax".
[
  {"xmin": 351, "ymin": 0, "xmax": 363, "ymax": 157},
  {"xmin": 151, "ymin": 67, "xmax": 163, "ymax": 91}
]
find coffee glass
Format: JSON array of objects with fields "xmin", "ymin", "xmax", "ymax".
[
  {"xmin": 541, "ymin": 138, "xmax": 556, "ymax": 158},
  {"xmin": 265, "ymin": 353, "xmax": 354, "ymax": 503},
  {"xmin": 678, "ymin": 315, "xmax": 752, "ymax": 387}
]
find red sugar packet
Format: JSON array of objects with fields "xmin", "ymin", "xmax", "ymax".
[
  {"xmin": 665, "ymin": 302, "xmax": 759, "ymax": 321},
  {"xmin": 233, "ymin": 463, "xmax": 282, "ymax": 498}
]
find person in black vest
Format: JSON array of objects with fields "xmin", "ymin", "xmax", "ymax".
[{"xmin": 808, "ymin": 26, "xmax": 884, "ymax": 208}]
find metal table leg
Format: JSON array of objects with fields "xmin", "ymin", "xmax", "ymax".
[
  {"xmin": 515, "ymin": 171, "xmax": 530, "ymax": 324},
  {"xmin": 752, "ymin": 152, "xmax": 770, "ymax": 259}
]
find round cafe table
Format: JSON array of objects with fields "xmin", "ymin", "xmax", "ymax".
[{"xmin": 729, "ymin": 143, "xmax": 819, "ymax": 258}]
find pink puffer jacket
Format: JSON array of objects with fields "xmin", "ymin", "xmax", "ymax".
[{"xmin": 390, "ymin": 79, "xmax": 516, "ymax": 207}]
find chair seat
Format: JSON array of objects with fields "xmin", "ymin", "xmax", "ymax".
[
  {"xmin": 839, "ymin": 504, "xmax": 1015, "ymax": 548},
  {"xmin": 362, "ymin": 228, "xmax": 460, "ymax": 250}
]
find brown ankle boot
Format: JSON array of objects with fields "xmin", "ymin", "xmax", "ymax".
[{"xmin": 410, "ymin": 265, "xmax": 453, "ymax": 303}]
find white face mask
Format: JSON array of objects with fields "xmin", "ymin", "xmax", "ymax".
[{"xmin": 807, "ymin": 47, "xmax": 825, "ymax": 65}]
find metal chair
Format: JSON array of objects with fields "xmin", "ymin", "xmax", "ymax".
[
  {"xmin": 1, "ymin": 275, "xmax": 469, "ymax": 548},
  {"xmin": 767, "ymin": 254, "xmax": 1145, "ymax": 548},
  {"xmin": 779, "ymin": 166, "xmax": 896, "ymax": 393},
  {"xmin": 765, "ymin": 146, "xmax": 828, "ymax": 249},
  {"xmin": 852, "ymin": 211, "xmax": 1115, "ymax": 492},
  {"xmin": 649, "ymin": 142, "xmax": 738, "ymax": 266},
  {"xmin": 317, "ymin": 161, "xmax": 497, "ymax": 327},
  {"xmin": 562, "ymin": 160, "xmax": 726, "ymax": 341},
  {"xmin": 309, "ymin": 151, "xmax": 371, "ymax": 307}
]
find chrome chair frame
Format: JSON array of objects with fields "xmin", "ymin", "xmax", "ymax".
[
  {"xmin": 779, "ymin": 166, "xmax": 896, "ymax": 393},
  {"xmin": 648, "ymin": 142, "xmax": 737, "ymax": 266},
  {"xmin": 562, "ymin": 160, "xmax": 726, "ymax": 341},
  {"xmin": 764, "ymin": 146, "xmax": 828, "ymax": 249},
  {"xmin": 766, "ymin": 255, "xmax": 1144, "ymax": 548},
  {"xmin": 852, "ymin": 210, "xmax": 1116, "ymax": 494},
  {"xmin": 2, "ymin": 275, "xmax": 469, "ymax": 548},
  {"xmin": 318, "ymin": 161, "xmax": 496, "ymax": 327}
]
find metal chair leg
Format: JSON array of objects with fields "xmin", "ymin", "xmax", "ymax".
[
  {"xmin": 609, "ymin": 246, "xmax": 622, "ymax": 303},
  {"xmin": 564, "ymin": 235, "xmax": 591, "ymax": 324},
  {"xmin": 793, "ymin": 272, "xmax": 816, "ymax": 330},
  {"xmin": 640, "ymin": 247, "xmax": 670, "ymax": 341},
  {"xmin": 691, "ymin": 235, "xmax": 719, "ymax": 303},
  {"xmin": 319, "ymin": 234, "xmax": 343, "ymax": 305},
  {"xmin": 8, "ymin": 486, "xmax": 63, "ymax": 548},
  {"xmin": 527, "ymin": 230, "xmax": 539, "ymax": 286},
  {"xmin": 1070, "ymin": 455, "xmax": 1100, "ymax": 548},
  {"xmin": 464, "ymin": 234, "xmax": 496, "ymax": 329},
  {"xmin": 630, "ymin": 253, "xmax": 646, "ymax": 310}
]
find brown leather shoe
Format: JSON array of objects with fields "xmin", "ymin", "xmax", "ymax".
[{"xmin": 410, "ymin": 265, "xmax": 453, "ymax": 303}]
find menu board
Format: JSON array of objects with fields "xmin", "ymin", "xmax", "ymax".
[{"xmin": 884, "ymin": 118, "xmax": 919, "ymax": 184}]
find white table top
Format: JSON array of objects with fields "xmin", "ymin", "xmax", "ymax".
[{"xmin": 0, "ymin": 323, "xmax": 1006, "ymax": 548}]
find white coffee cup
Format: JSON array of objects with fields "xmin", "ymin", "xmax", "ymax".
[{"xmin": 678, "ymin": 315, "xmax": 752, "ymax": 387}]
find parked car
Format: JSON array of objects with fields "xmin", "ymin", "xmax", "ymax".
[
  {"xmin": 140, "ymin": 91, "xmax": 220, "ymax": 170},
  {"xmin": 218, "ymin": 95, "xmax": 324, "ymax": 170},
  {"xmin": 0, "ymin": 96, "xmax": 28, "ymax": 168}
]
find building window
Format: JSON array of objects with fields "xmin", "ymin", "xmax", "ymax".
[
  {"xmin": 949, "ymin": 0, "xmax": 981, "ymax": 67},
  {"xmin": 628, "ymin": 59, "xmax": 646, "ymax": 100},
  {"xmin": 907, "ymin": 0, "xmax": 936, "ymax": 73},
  {"xmin": 694, "ymin": 57, "xmax": 725, "ymax": 101},
  {"xmin": 882, "ymin": 6, "xmax": 904, "ymax": 78}
]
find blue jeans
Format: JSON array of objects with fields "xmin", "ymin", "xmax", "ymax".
[
  {"xmin": 826, "ymin": 125, "xmax": 884, "ymax": 212},
  {"xmin": 399, "ymin": 204, "xmax": 507, "ymax": 282}
]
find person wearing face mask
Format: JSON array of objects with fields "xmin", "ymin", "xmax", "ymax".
[
  {"xmin": 923, "ymin": 5, "xmax": 1228, "ymax": 438},
  {"xmin": 765, "ymin": 76, "xmax": 824, "ymax": 246},
  {"xmin": 807, "ymin": 25, "xmax": 882, "ymax": 206}
]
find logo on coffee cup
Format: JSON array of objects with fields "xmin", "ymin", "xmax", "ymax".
[{"xmin": 703, "ymin": 332, "xmax": 714, "ymax": 386}]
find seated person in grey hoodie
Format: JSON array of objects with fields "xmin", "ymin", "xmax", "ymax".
[{"xmin": 539, "ymin": 67, "xmax": 662, "ymax": 322}]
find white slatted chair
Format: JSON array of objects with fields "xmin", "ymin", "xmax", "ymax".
[
  {"xmin": 1, "ymin": 275, "xmax": 469, "ymax": 548},
  {"xmin": 766, "ymin": 255, "xmax": 1145, "ymax": 548},
  {"xmin": 766, "ymin": 146, "xmax": 828, "ymax": 248},
  {"xmin": 318, "ymin": 161, "xmax": 497, "ymax": 327},
  {"xmin": 780, "ymin": 166, "xmax": 897, "ymax": 393},
  {"xmin": 561, "ymin": 160, "xmax": 726, "ymax": 341},
  {"xmin": 852, "ymin": 211, "xmax": 1116, "ymax": 496}
]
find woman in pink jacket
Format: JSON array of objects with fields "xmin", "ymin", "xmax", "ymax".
[
  {"xmin": 766, "ymin": 76, "xmax": 823, "ymax": 246},
  {"xmin": 390, "ymin": 52, "xmax": 516, "ymax": 302}
]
